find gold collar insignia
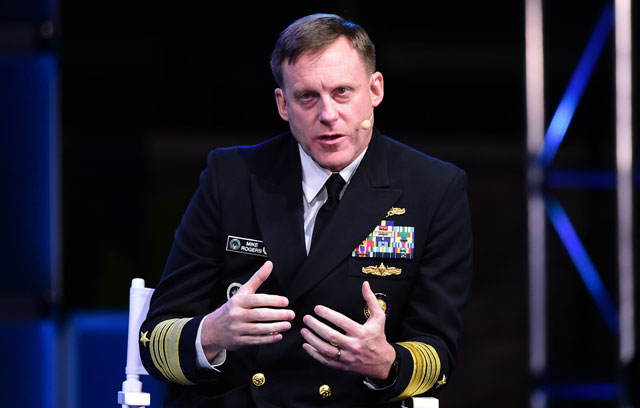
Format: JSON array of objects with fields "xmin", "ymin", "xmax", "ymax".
[{"xmin": 385, "ymin": 207, "xmax": 406, "ymax": 218}]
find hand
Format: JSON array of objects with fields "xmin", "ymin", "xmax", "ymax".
[
  {"xmin": 201, "ymin": 261, "xmax": 295, "ymax": 361},
  {"xmin": 300, "ymin": 281, "xmax": 396, "ymax": 380}
]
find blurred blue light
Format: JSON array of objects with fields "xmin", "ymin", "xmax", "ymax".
[
  {"xmin": 538, "ymin": 383, "xmax": 619, "ymax": 400},
  {"xmin": 545, "ymin": 170, "xmax": 616, "ymax": 189},
  {"xmin": 537, "ymin": 3, "xmax": 614, "ymax": 168},
  {"xmin": 545, "ymin": 197, "xmax": 619, "ymax": 333}
]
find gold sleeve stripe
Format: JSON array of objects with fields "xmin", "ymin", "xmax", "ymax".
[
  {"xmin": 157, "ymin": 320, "xmax": 179, "ymax": 383},
  {"xmin": 415, "ymin": 343, "xmax": 439, "ymax": 394},
  {"xmin": 150, "ymin": 319, "xmax": 178, "ymax": 383},
  {"xmin": 165, "ymin": 318, "xmax": 192, "ymax": 385},
  {"xmin": 395, "ymin": 342, "xmax": 441, "ymax": 400},
  {"xmin": 400, "ymin": 343, "xmax": 423, "ymax": 399},
  {"xmin": 410, "ymin": 343, "xmax": 430, "ymax": 395},
  {"xmin": 149, "ymin": 318, "xmax": 195, "ymax": 385}
]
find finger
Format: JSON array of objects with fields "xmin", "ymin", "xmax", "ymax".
[
  {"xmin": 245, "ymin": 307, "xmax": 295, "ymax": 322},
  {"xmin": 302, "ymin": 343, "xmax": 342, "ymax": 369},
  {"xmin": 303, "ymin": 314, "xmax": 350, "ymax": 347},
  {"xmin": 238, "ymin": 261, "xmax": 273, "ymax": 295},
  {"xmin": 362, "ymin": 281, "xmax": 384, "ymax": 319},
  {"xmin": 312, "ymin": 304, "xmax": 359, "ymax": 334},
  {"xmin": 238, "ymin": 321, "xmax": 293, "ymax": 336},
  {"xmin": 237, "ymin": 332, "xmax": 284, "ymax": 346},
  {"xmin": 236, "ymin": 293, "xmax": 290, "ymax": 309},
  {"xmin": 300, "ymin": 327, "xmax": 340, "ymax": 358}
]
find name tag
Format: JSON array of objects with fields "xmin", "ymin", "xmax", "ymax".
[{"xmin": 226, "ymin": 235, "xmax": 268, "ymax": 257}]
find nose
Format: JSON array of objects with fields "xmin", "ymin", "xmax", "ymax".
[{"xmin": 318, "ymin": 97, "xmax": 339, "ymax": 125}]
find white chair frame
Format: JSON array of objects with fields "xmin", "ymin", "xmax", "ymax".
[{"xmin": 118, "ymin": 278, "xmax": 153, "ymax": 408}]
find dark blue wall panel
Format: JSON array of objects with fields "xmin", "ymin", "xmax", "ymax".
[
  {"xmin": 66, "ymin": 311, "xmax": 166, "ymax": 408},
  {"xmin": 0, "ymin": 54, "xmax": 58, "ymax": 293},
  {"xmin": 0, "ymin": 320, "xmax": 56, "ymax": 408}
]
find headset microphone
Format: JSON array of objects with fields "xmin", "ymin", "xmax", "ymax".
[{"xmin": 360, "ymin": 112, "xmax": 374, "ymax": 130}]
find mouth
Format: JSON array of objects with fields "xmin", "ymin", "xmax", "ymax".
[{"xmin": 317, "ymin": 134, "xmax": 345, "ymax": 145}]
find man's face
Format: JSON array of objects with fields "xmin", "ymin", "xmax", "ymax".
[{"xmin": 275, "ymin": 37, "xmax": 384, "ymax": 172}]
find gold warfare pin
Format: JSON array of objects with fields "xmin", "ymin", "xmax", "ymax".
[
  {"xmin": 364, "ymin": 293, "xmax": 391, "ymax": 318},
  {"xmin": 362, "ymin": 262, "xmax": 402, "ymax": 276},
  {"xmin": 385, "ymin": 207, "xmax": 406, "ymax": 218}
]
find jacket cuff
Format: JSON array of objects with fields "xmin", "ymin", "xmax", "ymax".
[
  {"xmin": 144, "ymin": 315, "xmax": 206, "ymax": 385},
  {"xmin": 389, "ymin": 341, "xmax": 448, "ymax": 401}
]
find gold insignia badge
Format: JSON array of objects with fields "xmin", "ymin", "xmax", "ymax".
[
  {"xmin": 140, "ymin": 330, "xmax": 150, "ymax": 347},
  {"xmin": 227, "ymin": 282, "xmax": 242, "ymax": 300},
  {"xmin": 319, "ymin": 384, "xmax": 332, "ymax": 398},
  {"xmin": 364, "ymin": 293, "xmax": 391, "ymax": 318},
  {"xmin": 385, "ymin": 207, "xmax": 406, "ymax": 218},
  {"xmin": 362, "ymin": 262, "xmax": 401, "ymax": 276},
  {"xmin": 437, "ymin": 374, "xmax": 447, "ymax": 388},
  {"xmin": 252, "ymin": 373, "xmax": 266, "ymax": 387}
]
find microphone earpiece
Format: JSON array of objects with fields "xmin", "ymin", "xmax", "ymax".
[{"xmin": 360, "ymin": 111, "xmax": 374, "ymax": 130}]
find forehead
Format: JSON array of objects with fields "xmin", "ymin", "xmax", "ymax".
[{"xmin": 281, "ymin": 37, "xmax": 369, "ymax": 90}]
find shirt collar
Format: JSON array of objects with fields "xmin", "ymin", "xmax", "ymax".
[{"xmin": 299, "ymin": 144, "xmax": 368, "ymax": 203}]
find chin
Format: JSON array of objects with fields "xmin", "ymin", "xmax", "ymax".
[
  {"xmin": 320, "ymin": 160, "xmax": 348, "ymax": 172},
  {"xmin": 312, "ymin": 150, "xmax": 353, "ymax": 172}
]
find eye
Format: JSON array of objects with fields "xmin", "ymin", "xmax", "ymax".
[
  {"xmin": 296, "ymin": 92, "xmax": 317, "ymax": 105},
  {"xmin": 333, "ymin": 87, "xmax": 352, "ymax": 100}
]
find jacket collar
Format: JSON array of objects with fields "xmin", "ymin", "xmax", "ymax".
[
  {"xmin": 249, "ymin": 135, "xmax": 307, "ymax": 292},
  {"xmin": 249, "ymin": 130, "xmax": 403, "ymax": 301},
  {"xmin": 287, "ymin": 129, "xmax": 403, "ymax": 304}
]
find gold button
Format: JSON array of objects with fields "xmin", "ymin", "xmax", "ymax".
[
  {"xmin": 252, "ymin": 373, "xmax": 265, "ymax": 387},
  {"xmin": 319, "ymin": 384, "xmax": 331, "ymax": 398}
]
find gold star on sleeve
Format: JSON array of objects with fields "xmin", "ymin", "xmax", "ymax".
[
  {"xmin": 140, "ymin": 330, "xmax": 150, "ymax": 347},
  {"xmin": 437, "ymin": 374, "xmax": 447, "ymax": 388}
]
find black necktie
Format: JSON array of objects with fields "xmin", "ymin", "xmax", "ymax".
[{"xmin": 311, "ymin": 173, "xmax": 346, "ymax": 247}]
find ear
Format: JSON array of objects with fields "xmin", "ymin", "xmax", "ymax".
[
  {"xmin": 274, "ymin": 88, "xmax": 289, "ymax": 121},
  {"xmin": 369, "ymin": 72, "xmax": 384, "ymax": 108}
]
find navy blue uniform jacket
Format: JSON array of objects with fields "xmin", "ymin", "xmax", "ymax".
[{"xmin": 140, "ymin": 129, "xmax": 472, "ymax": 407}]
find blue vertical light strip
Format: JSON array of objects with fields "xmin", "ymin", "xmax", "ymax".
[
  {"xmin": 47, "ymin": 53, "xmax": 61, "ymax": 301},
  {"xmin": 536, "ymin": 3, "xmax": 614, "ymax": 167},
  {"xmin": 545, "ymin": 196, "xmax": 619, "ymax": 333},
  {"xmin": 41, "ymin": 320, "xmax": 56, "ymax": 408}
]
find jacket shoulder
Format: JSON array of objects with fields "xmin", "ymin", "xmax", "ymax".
[
  {"xmin": 206, "ymin": 132, "xmax": 294, "ymax": 172},
  {"xmin": 378, "ymin": 134, "xmax": 466, "ymax": 186}
]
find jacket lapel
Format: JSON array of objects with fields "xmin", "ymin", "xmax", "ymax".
[
  {"xmin": 287, "ymin": 131, "xmax": 402, "ymax": 305},
  {"xmin": 250, "ymin": 136, "xmax": 307, "ymax": 292}
]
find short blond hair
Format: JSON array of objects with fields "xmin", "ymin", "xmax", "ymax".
[{"xmin": 270, "ymin": 14, "xmax": 376, "ymax": 88}]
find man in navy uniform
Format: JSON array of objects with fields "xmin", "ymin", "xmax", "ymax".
[{"xmin": 140, "ymin": 14, "xmax": 472, "ymax": 407}]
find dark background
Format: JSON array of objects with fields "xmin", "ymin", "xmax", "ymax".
[{"xmin": 40, "ymin": 0, "xmax": 640, "ymax": 406}]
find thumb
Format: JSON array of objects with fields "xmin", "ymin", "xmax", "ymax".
[
  {"xmin": 362, "ymin": 281, "xmax": 385, "ymax": 320},
  {"xmin": 238, "ymin": 261, "xmax": 273, "ymax": 295}
]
